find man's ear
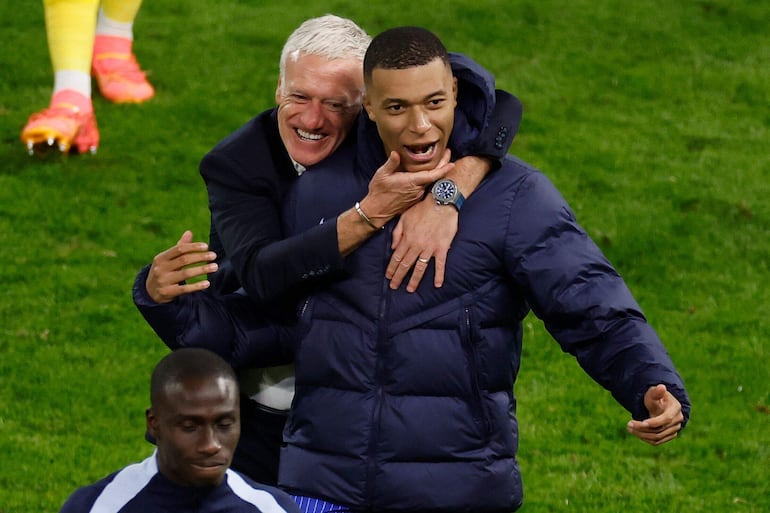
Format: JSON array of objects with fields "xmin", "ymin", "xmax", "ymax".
[
  {"xmin": 146, "ymin": 407, "xmax": 159, "ymax": 439},
  {"xmin": 275, "ymin": 78, "xmax": 283, "ymax": 105},
  {"xmin": 363, "ymin": 94, "xmax": 376, "ymax": 121},
  {"xmin": 452, "ymin": 77, "xmax": 458, "ymax": 107}
]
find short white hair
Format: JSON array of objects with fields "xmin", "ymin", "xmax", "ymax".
[{"xmin": 279, "ymin": 15, "xmax": 371, "ymax": 87}]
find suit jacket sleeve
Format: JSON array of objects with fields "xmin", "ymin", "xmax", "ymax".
[
  {"xmin": 201, "ymin": 111, "xmax": 345, "ymax": 301},
  {"xmin": 449, "ymin": 52, "xmax": 522, "ymax": 167},
  {"xmin": 132, "ymin": 265, "xmax": 293, "ymax": 368}
]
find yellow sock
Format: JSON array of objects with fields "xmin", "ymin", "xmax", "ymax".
[
  {"xmin": 100, "ymin": 0, "xmax": 144, "ymax": 24},
  {"xmin": 43, "ymin": 0, "xmax": 99, "ymax": 74}
]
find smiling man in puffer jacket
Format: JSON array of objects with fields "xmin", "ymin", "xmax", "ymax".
[{"xmin": 135, "ymin": 26, "xmax": 690, "ymax": 513}]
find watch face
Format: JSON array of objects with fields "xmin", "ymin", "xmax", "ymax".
[{"xmin": 434, "ymin": 180, "xmax": 457, "ymax": 202}]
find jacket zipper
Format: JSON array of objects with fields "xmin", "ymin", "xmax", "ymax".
[
  {"xmin": 298, "ymin": 297, "xmax": 310, "ymax": 319},
  {"xmin": 364, "ymin": 228, "xmax": 392, "ymax": 506},
  {"xmin": 462, "ymin": 306, "xmax": 492, "ymax": 437}
]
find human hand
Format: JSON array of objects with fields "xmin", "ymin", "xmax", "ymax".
[
  {"xmin": 387, "ymin": 195, "xmax": 457, "ymax": 292},
  {"xmin": 626, "ymin": 384, "xmax": 684, "ymax": 445},
  {"xmin": 359, "ymin": 149, "xmax": 454, "ymax": 227},
  {"xmin": 145, "ymin": 230, "xmax": 218, "ymax": 304}
]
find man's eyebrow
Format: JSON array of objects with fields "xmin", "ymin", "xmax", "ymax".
[
  {"xmin": 422, "ymin": 88, "xmax": 449, "ymax": 99},
  {"xmin": 382, "ymin": 89, "xmax": 448, "ymax": 105}
]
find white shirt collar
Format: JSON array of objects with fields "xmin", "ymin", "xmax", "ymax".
[{"xmin": 291, "ymin": 158, "xmax": 306, "ymax": 176}]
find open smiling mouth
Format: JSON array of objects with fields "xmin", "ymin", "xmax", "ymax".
[
  {"xmin": 405, "ymin": 142, "xmax": 437, "ymax": 160},
  {"xmin": 297, "ymin": 128, "xmax": 323, "ymax": 141}
]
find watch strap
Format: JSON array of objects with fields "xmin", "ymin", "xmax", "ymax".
[{"xmin": 453, "ymin": 191, "xmax": 465, "ymax": 210}]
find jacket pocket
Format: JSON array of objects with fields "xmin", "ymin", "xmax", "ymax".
[
  {"xmin": 460, "ymin": 306, "xmax": 493, "ymax": 439},
  {"xmin": 292, "ymin": 296, "xmax": 316, "ymax": 353}
]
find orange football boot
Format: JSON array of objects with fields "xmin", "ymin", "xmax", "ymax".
[
  {"xmin": 21, "ymin": 93, "xmax": 99, "ymax": 155},
  {"xmin": 92, "ymin": 35, "xmax": 155, "ymax": 103}
]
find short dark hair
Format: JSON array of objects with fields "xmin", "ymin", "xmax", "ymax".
[
  {"xmin": 150, "ymin": 348, "xmax": 237, "ymax": 405},
  {"xmin": 363, "ymin": 26, "xmax": 449, "ymax": 83}
]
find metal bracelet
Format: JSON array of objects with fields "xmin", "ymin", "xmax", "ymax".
[{"xmin": 355, "ymin": 201, "xmax": 383, "ymax": 230}]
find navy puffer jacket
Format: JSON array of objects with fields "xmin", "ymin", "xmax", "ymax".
[{"xmin": 272, "ymin": 125, "xmax": 690, "ymax": 512}]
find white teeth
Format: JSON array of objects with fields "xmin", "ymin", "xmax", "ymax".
[{"xmin": 297, "ymin": 129, "xmax": 322, "ymax": 141}]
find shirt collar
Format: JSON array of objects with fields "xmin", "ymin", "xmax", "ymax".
[{"xmin": 291, "ymin": 158, "xmax": 306, "ymax": 176}]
